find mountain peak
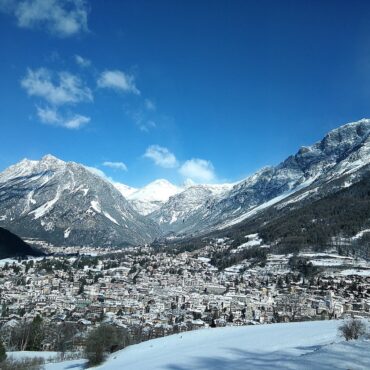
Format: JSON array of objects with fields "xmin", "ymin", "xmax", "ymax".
[
  {"xmin": 321, "ymin": 118, "xmax": 370, "ymax": 146},
  {"xmin": 149, "ymin": 178, "xmax": 175, "ymax": 186},
  {"xmin": 122, "ymin": 179, "xmax": 183, "ymax": 216},
  {"xmin": 41, "ymin": 154, "xmax": 62, "ymax": 162},
  {"xmin": 128, "ymin": 179, "xmax": 182, "ymax": 202}
]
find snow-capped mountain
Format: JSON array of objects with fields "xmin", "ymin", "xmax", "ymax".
[
  {"xmin": 117, "ymin": 179, "xmax": 182, "ymax": 216},
  {"xmin": 149, "ymin": 183, "xmax": 233, "ymax": 234},
  {"xmin": 113, "ymin": 183, "xmax": 137, "ymax": 198},
  {"xmin": 0, "ymin": 155, "xmax": 160, "ymax": 246},
  {"xmin": 150, "ymin": 119, "xmax": 370, "ymax": 236},
  {"xmin": 1, "ymin": 118, "xmax": 369, "ymax": 247}
]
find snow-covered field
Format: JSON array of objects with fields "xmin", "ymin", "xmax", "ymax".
[
  {"xmin": 43, "ymin": 320, "xmax": 370, "ymax": 370},
  {"xmin": 7, "ymin": 351, "xmax": 59, "ymax": 361}
]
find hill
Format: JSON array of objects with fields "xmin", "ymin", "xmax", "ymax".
[
  {"xmin": 41, "ymin": 320, "xmax": 370, "ymax": 370},
  {"xmin": 0, "ymin": 227, "xmax": 43, "ymax": 259}
]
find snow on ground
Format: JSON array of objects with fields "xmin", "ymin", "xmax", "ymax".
[
  {"xmin": 312, "ymin": 258, "xmax": 354, "ymax": 267},
  {"xmin": 340, "ymin": 269, "xmax": 370, "ymax": 276},
  {"xmin": 224, "ymin": 264, "xmax": 244, "ymax": 274},
  {"xmin": 197, "ymin": 257, "xmax": 211, "ymax": 263},
  {"xmin": 7, "ymin": 351, "xmax": 59, "ymax": 361},
  {"xmin": 7, "ymin": 351, "xmax": 87, "ymax": 370},
  {"xmin": 45, "ymin": 359, "xmax": 87, "ymax": 370},
  {"xmin": 297, "ymin": 252, "xmax": 370, "ymax": 270},
  {"xmin": 46, "ymin": 320, "xmax": 370, "ymax": 370},
  {"xmin": 352, "ymin": 228, "xmax": 370, "ymax": 240},
  {"xmin": 0, "ymin": 256, "xmax": 45, "ymax": 266},
  {"xmin": 90, "ymin": 200, "xmax": 102, "ymax": 213},
  {"xmin": 0, "ymin": 258, "xmax": 20, "ymax": 266},
  {"xmin": 64, "ymin": 227, "xmax": 71, "ymax": 238},
  {"xmin": 103, "ymin": 211, "xmax": 119, "ymax": 225},
  {"xmin": 237, "ymin": 234, "xmax": 262, "ymax": 249},
  {"xmin": 29, "ymin": 185, "xmax": 63, "ymax": 219}
]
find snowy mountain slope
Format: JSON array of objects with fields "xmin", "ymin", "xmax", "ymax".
[
  {"xmin": 1, "ymin": 118, "xmax": 369, "ymax": 246},
  {"xmin": 151, "ymin": 118, "xmax": 370, "ymax": 237},
  {"xmin": 44, "ymin": 320, "xmax": 370, "ymax": 370},
  {"xmin": 113, "ymin": 183, "xmax": 137, "ymax": 198},
  {"xmin": 149, "ymin": 183, "xmax": 233, "ymax": 234},
  {"xmin": 0, "ymin": 155, "xmax": 160, "ymax": 246},
  {"xmin": 122, "ymin": 179, "xmax": 182, "ymax": 215}
]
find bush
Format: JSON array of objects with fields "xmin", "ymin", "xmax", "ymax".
[
  {"xmin": 84, "ymin": 324, "xmax": 121, "ymax": 366},
  {"xmin": 339, "ymin": 318, "xmax": 366, "ymax": 341}
]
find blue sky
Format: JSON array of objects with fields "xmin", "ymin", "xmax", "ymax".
[{"xmin": 1, "ymin": 0, "xmax": 370, "ymax": 187}]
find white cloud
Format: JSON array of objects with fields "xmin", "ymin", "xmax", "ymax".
[
  {"xmin": 145, "ymin": 98, "xmax": 156, "ymax": 111},
  {"xmin": 183, "ymin": 178, "xmax": 196, "ymax": 187},
  {"xmin": 84, "ymin": 165, "xmax": 112, "ymax": 181},
  {"xmin": 124, "ymin": 107, "xmax": 157, "ymax": 132},
  {"xmin": 139, "ymin": 120, "xmax": 156, "ymax": 132},
  {"xmin": 0, "ymin": 0, "xmax": 89, "ymax": 37},
  {"xmin": 102, "ymin": 161, "xmax": 128, "ymax": 171},
  {"xmin": 21, "ymin": 68, "xmax": 93, "ymax": 106},
  {"xmin": 179, "ymin": 159, "xmax": 215, "ymax": 183},
  {"xmin": 97, "ymin": 70, "xmax": 140, "ymax": 94},
  {"xmin": 36, "ymin": 106, "xmax": 90, "ymax": 129},
  {"xmin": 63, "ymin": 114, "xmax": 90, "ymax": 129},
  {"xmin": 36, "ymin": 105, "xmax": 59, "ymax": 124},
  {"xmin": 75, "ymin": 54, "xmax": 91, "ymax": 67},
  {"xmin": 144, "ymin": 145, "xmax": 178, "ymax": 168}
]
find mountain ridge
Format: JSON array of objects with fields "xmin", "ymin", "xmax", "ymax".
[
  {"xmin": 0, "ymin": 118, "xmax": 369, "ymax": 248},
  {"xmin": 150, "ymin": 118, "xmax": 370, "ymax": 237},
  {"xmin": 0, "ymin": 155, "xmax": 160, "ymax": 247}
]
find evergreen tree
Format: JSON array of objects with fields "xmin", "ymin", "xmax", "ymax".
[
  {"xmin": 0, "ymin": 339, "xmax": 6, "ymax": 362},
  {"xmin": 85, "ymin": 325, "xmax": 121, "ymax": 366},
  {"xmin": 27, "ymin": 315, "xmax": 44, "ymax": 351}
]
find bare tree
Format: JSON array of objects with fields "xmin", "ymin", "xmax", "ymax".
[
  {"xmin": 49, "ymin": 322, "xmax": 78, "ymax": 360},
  {"xmin": 339, "ymin": 318, "xmax": 366, "ymax": 341}
]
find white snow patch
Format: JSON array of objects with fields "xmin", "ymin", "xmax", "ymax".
[
  {"xmin": 30, "ymin": 187, "xmax": 61, "ymax": 219},
  {"xmin": 197, "ymin": 257, "xmax": 211, "ymax": 263},
  {"xmin": 114, "ymin": 183, "xmax": 138, "ymax": 198},
  {"xmin": 7, "ymin": 351, "xmax": 59, "ymax": 362},
  {"xmin": 352, "ymin": 229, "xmax": 370, "ymax": 240},
  {"xmin": 169, "ymin": 213, "xmax": 178, "ymax": 224},
  {"xmin": 71, "ymin": 185, "xmax": 89, "ymax": 196},
  {"xmin": 237, "ymin": 234, "xmax": 263, "ymax": 249},
  {"xmin": 103, "ymin": 211, "xmax": 119, "ymax": 225},
  {"xmin": 340, "ymin": 269, "xmax": 370, "ymax": 276},
  {"xmin": 90, "ymin": 200, "xmax": 102, "ymax": 213},
  {"xmin": 64, "ymin": 228, "xmax": 71, "ymax": 239}
]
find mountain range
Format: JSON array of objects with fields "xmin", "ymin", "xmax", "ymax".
[{"xmin": 0, "ymin": 118, "xmax": 369, "ymax": 249}]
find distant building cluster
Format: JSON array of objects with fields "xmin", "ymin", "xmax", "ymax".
[{"xmin": 0, "ymin": 240, "xmax": 369, "ymax": 351}]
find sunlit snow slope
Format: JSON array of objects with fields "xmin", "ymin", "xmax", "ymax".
[{"xmin": 45, "ymin": 320, "xmax": 370, "ymax": 370}]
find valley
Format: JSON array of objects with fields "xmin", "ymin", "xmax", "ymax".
[{"xmin": 0, "ymin": 119, "xmax": 370, "ymax": 368}]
